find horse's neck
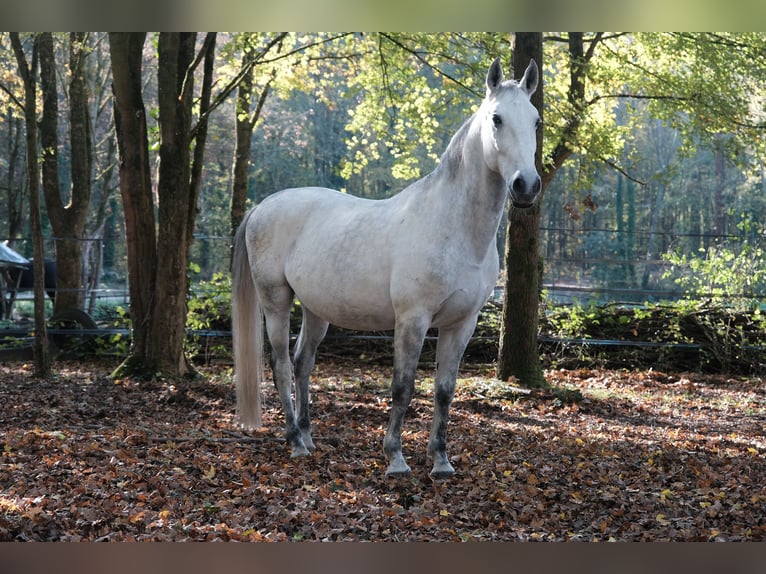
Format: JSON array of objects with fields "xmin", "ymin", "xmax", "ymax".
[{"xmin": 425, "ymin": 125, "xmax": 507, "ymax": 260}]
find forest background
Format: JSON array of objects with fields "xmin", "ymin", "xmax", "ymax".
[
  {"xmin": 1, "ymin": 31, "xmax": 766, "ymax": 545},
  {"xmin": 0, "ymin": 32, "xmax": 765, "ymax": 378}
]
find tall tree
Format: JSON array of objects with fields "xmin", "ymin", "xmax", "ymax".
[
  {"xmin": 147, "ymin": 32, "xmax": 198, "ymax": 376},
  {"xmin": 229, "ymin": 33, "xmax": 284, "ymax": 236},
  {"xmin": 10, "ymin": 32, "xmax": 51, "ymax": 377},
  {"xmin": 109, "ymin": 32, "xmax": 158, "ymax": 376},
  {"xmin": 110, "ymin": 32, "xmax": 216, "ymax": 378},
  {"xmin": 38, "ymin": 32, "xmax": 94, "ymax": 313},
  {"xmin": 497, "ymin": 33, "xmax": 546, "ymax": 387}
]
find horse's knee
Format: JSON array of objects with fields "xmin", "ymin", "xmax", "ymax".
[
  {"xmin": 390, "ymin": 382, "xmax": 413, "ymax": 406},
  {"xmin": 434, "ymin": 383, "xmax": 455, "ymax": 411}
]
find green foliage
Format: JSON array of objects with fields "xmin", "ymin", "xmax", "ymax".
[
  {"xmin": 540, "ymin": 298, "xmax": 765, "ymax": 374},
  {"xmin": 335, "ymin": 33, "xmax": 506, "ymax": 186},
  {"xmin": 100, "ymin": 305, "xmax": 131, "ymax": 357},
  {"xmin": 662, "ymin": 219, "xmax": 766, "ymax": 312},
  {"xmin": 545, "ymin": 300, "xmax": 602, "ymax": 338},
  {"xmin": 186, "ymin": 270, "xmax": 232, "ymax": 363}
]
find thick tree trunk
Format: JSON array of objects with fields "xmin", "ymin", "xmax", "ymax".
[
  {"xmin": 110, "ymin": 33, "xmax": 213, "ymax": 379},
  {"xmin": 65, "ymin": 32, "xmax": 94, "ymax": 311},
  {"xmin": 109, "ymin": 33, "xmax": 157, "ymax": 374},
  {"xmin": 143, "ymin": 32, "xmax": 198, "ymax": 377},
  {"xmin": 497, "ymin": 33, "xmax": 547, "ymax": 388},
  {"xmin": 38, "ymin": 33, "xmax": 94, "ymax": 313}
]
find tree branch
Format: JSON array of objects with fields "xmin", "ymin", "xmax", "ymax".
[
  {"xmin": 379, "ymin": 32, "xmax": 481, "ymax": 96},
  {"xmin": 597, "ymin": 155, "xmax": 647, "ymax": 185},
  {"xmin": 181, "ymin": 32, "xmax": 216, "ymax": 105}
]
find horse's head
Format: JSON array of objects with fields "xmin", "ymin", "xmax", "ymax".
[{"xmin": 481, "ymin": 58, "xmax": 542, "ymax": 209}]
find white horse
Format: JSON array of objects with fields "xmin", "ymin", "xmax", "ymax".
[{"xmin": 232, "ymin": 57, "xmax": 541, "ymax": 479}]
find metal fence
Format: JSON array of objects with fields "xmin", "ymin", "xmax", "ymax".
[
  {"xmin": 538, "ymin": 226, "xmax": 766, "ymax": 308},
  {"xmin": 2, "ymin": 230, "xmax": 764, "ymax": 371}
]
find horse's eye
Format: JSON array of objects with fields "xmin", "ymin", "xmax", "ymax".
[{"xmin": 492, "ymin": 114, "xmax": 502, "ymax": 127}]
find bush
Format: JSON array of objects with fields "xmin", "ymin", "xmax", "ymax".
[
  {"xmin": 186, "ymin": 270, "xmax": 232, "ymax": 363},
  {"xmin": 538, "ymin": 299, "xmax": 765, "ymax": 374},
  {"xmin": 662, "ymin": 219, "xmax": 766, "ymax": 312}
]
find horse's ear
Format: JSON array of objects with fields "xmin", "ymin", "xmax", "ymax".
[
  {"xmin": 486, "ymin": 57, "xmax": 504, "ymax": 93},
  {"xmin": 520, "ymin": 59, "xmax": 539, "ymax": 97}
]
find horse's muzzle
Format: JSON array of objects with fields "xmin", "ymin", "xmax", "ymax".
[{"xmin": 509, "ymin": 172, "xmax": 541, "ymax": 209}]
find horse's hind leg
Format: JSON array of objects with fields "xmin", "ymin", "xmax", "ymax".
[
  {"xmin": 262, "ymin": 289, "xmax": 310, "ymax": 458},
  {"xmin": 428, "ymin": 315, "xmax": 478, "ymax": 479},
  {"xmin": 293, "ymin": 306, "xmax": 329, "ymax": 451}
]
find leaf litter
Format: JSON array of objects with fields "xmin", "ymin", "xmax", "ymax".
[{"xmin": 0, "ymin": 360, "xmax": 764, "ymax": 541}]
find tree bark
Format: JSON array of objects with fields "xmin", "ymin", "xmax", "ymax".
[
  {"xmin": 5, "ymin": 111, "xmax": 25, "ymax": 244},
  {"xmin": 498, "ymin": 32, "xmax": 600, "ymax": 388},
  {"xmin": 109, "ymin": 33, "xmax": 157, "ymax": 374},
  {"xmin": 497, "ymin": 33, "xmax": 547, "ymax": 388},
  {"xmin": 188, "ymin": 33, "xmax": 216, "ymax": 247},
  {"xmin": 230, "ymin": 57, "xmax": 255, "ymax": 238},
  {"xmin": 10, "ymin": 32, "xmax": 51, "ymax": 378},
  {"xmin": 142, "ymin": 32, "xmax": 197, "ymax": 377},
  {"xmin": 110, "ymin": 33, "xmax": 215, "ymax": 379},
  {"xmin": 65, "ymin": 32, "xmax": 94, "ymax": 311},
  {"xmin": 229, "ymin": 43, "xmax": 276, "ymax": 238},
  {"xmin": 37, "ymin": 33, "xmax": 94, "ymax": 313}
]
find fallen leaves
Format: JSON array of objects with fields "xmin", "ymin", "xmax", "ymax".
[{"xmin": 0, "ymin": 360, "xmax": 764, "ymax": 541}]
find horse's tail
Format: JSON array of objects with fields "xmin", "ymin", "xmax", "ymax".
[{"xmin": 231, "ymin": 209, "xmax": 263, "ymax": 429}]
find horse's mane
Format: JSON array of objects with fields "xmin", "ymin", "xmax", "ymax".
[{"xmin": 435, "ymin": 113, "xmax": 476, "ymax": 181}]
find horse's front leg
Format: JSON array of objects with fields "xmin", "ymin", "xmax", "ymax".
[
  {"xmin": 383, "ymin": 315, "xmax": 430, "ymax": 477},
  {"xmin": 428, "ymin": 315, "xmax": 478, "ymax": 479}
]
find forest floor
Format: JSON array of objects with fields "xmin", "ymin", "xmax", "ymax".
[{"xmin": 0, "ymin": 358, "xmax": 764, "ymax": 541}]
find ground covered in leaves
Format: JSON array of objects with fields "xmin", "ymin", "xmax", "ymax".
[{"xmin": 1, "ymin": 359, "xmax": 764, "ymax": 541}]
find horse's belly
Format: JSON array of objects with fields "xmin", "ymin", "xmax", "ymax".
[
  {"xmin": 294, "ymin": 285, "xmax": 397, "ymax": 331},
  {"xmin": 287, "ymin": 255, "xmax": 397, "ymax": 331}
]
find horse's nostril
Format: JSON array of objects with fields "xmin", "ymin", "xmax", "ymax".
[
  {"xmin": 531, "ymin": 176, "xmax": 541, "ymax": 196},
  {"xmin": 512, "ymin": 176, "xmax": 525, "ymax": 195}
]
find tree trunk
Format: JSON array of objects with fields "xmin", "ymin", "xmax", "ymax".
[
  {"xmin": 11, "ymin": 32, "xmax": 51, "ymax": 378},
  {"xmin": 497, "ymin": 32, "xmax": 547, "ymax": 388},
  {"xmin": 37, "ymin": 33, "xmax": 94, "ymax": 314},
  {"xmin": 5, "ymin": 111, "xmax": 25, "ymax": 243},
  {"xmin": 188, "ymin": 33, "xmax": 216, "ymax": 247},
  {"xmin": 65, "ymin": 32, "xmax": 94, "ymax": 311},
  {"xmin": 230, "ymin": 58, "xmax": 255, "ymax": 238},
  {"xmin": 230, "ymin": 48, "xmax": 275, "ymax": 238},
  {"xmin": 110, "ymin": 33, "xmax": 213, "ymax": 379},
  {"xmin": 109, "ymin": 32, "xmax": 157, "ymax": 374},
  {"xmin": 143, "ymin": 32, "xmax": 198, "ymax": 377}
]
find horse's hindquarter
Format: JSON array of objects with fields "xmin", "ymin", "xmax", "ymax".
[{"xmin": 252, "ymin": 188, "xmax": 400, "ymax": 330}]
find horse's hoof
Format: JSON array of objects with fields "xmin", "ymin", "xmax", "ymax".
[
  {"xmin": 290, "ymin": 445, "xmax": 311, "ymax": 458},
  {"xmin": 385, "ymin": 467, "xmax": 413, "ymax": 479},
  {"xmin": 385, "ymin": 460, "xmax": 412, "ymax": 478},
  {"xmin": 429, "ymin": 461, "xmax": 456, "ymax": 480}
]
